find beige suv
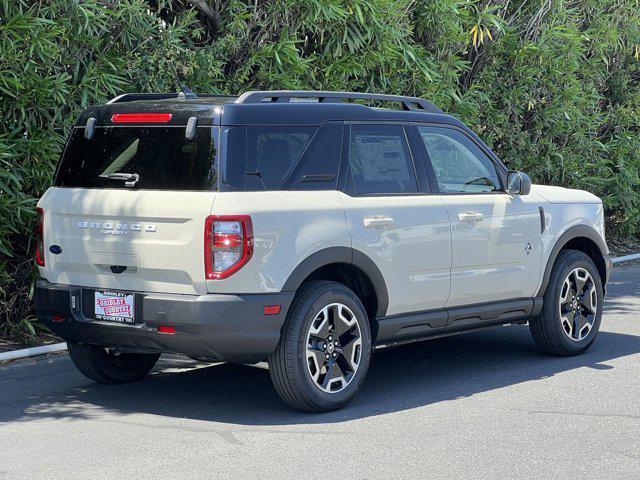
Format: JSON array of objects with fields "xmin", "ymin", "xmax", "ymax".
[{"xmin": 34, "ymin": 90, "xmax": 612, "ymax": 412}]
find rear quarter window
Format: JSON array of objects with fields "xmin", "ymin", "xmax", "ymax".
[
  {"xmin": 222, "ymin": 126, "xmax": 315, "ymax": 191},
  {"xmin": 221, "ymin": 123, "xmax": 343, "ymax": 192}
]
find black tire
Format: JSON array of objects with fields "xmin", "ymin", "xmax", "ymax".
[
  {"xmin": 67, "ymin": 341, "xmax": 160, "ymax": 384},
  {"xmin": 530, "ymin": 249, "xmax": 604, "ymax": 356},
  {"xmin": 269, "ymin": 281, "xmax": 372, "ymax": 412}
]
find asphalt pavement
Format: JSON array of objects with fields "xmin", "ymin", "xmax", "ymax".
[{"xmin": 1, "ymin": 264, "xmax": 639, "ymax": 479}]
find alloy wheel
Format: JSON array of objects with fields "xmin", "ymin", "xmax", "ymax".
[
  {"xmin": 305, "ymin": 303, "xmax": 363, "ymax": 393},
  {"xmin": 558, "ymin": 267, "xmax": 597, "ymax": 342}
]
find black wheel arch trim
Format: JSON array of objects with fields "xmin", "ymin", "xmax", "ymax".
[
  {"xmin": 537, "ymin": 224, "xmax": 608, "ymax": 297},
  {"xmin": 281, "ymin": 246, "xmax": 389, "ymax": 318}
]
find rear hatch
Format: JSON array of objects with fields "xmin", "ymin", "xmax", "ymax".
[{"xmin": 39, "ymin": 101, "xmax": 221, "ymax": 295}]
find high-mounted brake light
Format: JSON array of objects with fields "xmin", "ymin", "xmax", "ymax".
[
  {"xmin": 204, "ymin": 215, "xmax": 253, "ymax": 280},
  {"xmin": 35, "ymin": 207, "xmax": 45, "ymax": 267},
  {"xmin": 111, "ymin": 113, "xmax": 173, "ymax": 123}
]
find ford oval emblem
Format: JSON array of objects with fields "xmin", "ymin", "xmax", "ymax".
[{"xmin": 49, "ymin": 245, "xmax": 62, "ymax": 255}]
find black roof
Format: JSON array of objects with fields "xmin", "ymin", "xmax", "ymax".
[{"xmin": 75, "ymin": 90, "xmax": 462, "ymax": 128}]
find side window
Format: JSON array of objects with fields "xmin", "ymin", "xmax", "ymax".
[
  {"xmin": 347, "ymin": 124, "xmax": 418, "ymax": 195},
  {"xmin": 248, "ymin": 127, "xmax": 313, "ymax": 189},
  {"xmin": 222, "ymin": 126, "xmax": 315, "ymax": 191},
  {"xmin": 286, "ymin": 122, "xmax": 342, "ymax": 190},
  {"xmin": 417, "ymin": 126, "xmax": 501, "ymax": 193}
]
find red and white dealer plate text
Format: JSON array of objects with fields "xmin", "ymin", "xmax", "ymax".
[{"xmin": 94, "ymin": 291, "xmax": 135, "ymax": 324}]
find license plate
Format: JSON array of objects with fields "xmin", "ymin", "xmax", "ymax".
[{"xmin": 94, "ymin": 291, "xmax": 135, "ymax": 324}]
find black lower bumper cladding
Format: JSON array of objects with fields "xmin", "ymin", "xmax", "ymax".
[{"xmin": 33, "ymin": 280, "xmax": 294, "ymax": 364}]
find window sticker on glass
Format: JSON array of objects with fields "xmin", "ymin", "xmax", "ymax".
[{"xmin": 352, "ymin": 135, "xmax": 411, "ymax": 181}]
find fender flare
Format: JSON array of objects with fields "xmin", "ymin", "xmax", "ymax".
[
  {"xmin": 281, "ymin": 246, "xmax": 389, "ymax": 318},
  {"xmin": 536, "ymin": 224, "xmax": 608, "ymax": 297}
]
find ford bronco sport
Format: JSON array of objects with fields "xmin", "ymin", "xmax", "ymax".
[{"xmin": 34, "ymin": 90, "xmax": 612, "ymax": 412}]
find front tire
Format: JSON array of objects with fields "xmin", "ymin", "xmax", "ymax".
[
  {"xmin": 530, "ymin": 250, "xmax": 604, "ymax": 356},
  {"xmin": 67, "ymin": 341, "xmax": 160, "ymax": 384},
  {"xmin": 269, "ymin": 281, "xmax": 372, "ymax": 412}
]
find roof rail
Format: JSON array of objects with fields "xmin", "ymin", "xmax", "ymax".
[
  {"xmin": 107, "ymin": 93, "xmax": 235, "ymax": 104},
  {"xmin": 235, "ymin": 90, "xmax": 443, "ymax": 114}
]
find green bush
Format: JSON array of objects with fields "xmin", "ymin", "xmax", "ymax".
[{"xmin": 1, "ymin": 0, "xmax": 639, "ymax": 340}]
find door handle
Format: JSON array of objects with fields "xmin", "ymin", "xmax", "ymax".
[
  {"xmin": 458, "ymin": 211, "xmax": 484, "ymax": 224},
  {"xmin": 363, "ymin": 216, "xmax": 395, "ymax": 228}
]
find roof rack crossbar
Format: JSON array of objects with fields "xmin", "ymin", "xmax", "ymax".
[
  {"xmin": 234, "ymin": 90, "xmax": 443, "ymax": 113},
  {"xmin": 107, "ymin": 93, "xmax": 235, "ymax": 104}
]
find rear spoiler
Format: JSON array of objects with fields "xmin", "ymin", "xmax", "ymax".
[{"xmin": 83, "ymin": 114, "xmax": 199, "ymax": 140}]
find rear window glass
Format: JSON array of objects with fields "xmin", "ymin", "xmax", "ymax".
[{"xmin": 55, "ymin": 127, "xmax": 217, "ymax": 190}]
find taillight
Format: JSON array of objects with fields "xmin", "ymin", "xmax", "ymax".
[
  {"xmin": 35, "ymin": 207, "xmax": 45, "ymax": 267},
  {"xmin": 204, "ymin": 215, "xmax": 253, "ymax": 279}
]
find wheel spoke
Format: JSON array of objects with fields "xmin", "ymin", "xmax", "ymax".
[
  {"xmin": 580, "ymin": 283, "xmax": 597, "ymax": 314},
  {"xmin": 321, "ymin": 358, "xmax": 344, "ymax": 390},
  {"xmin": 334, "ymin": 305, "xmax": 355, "ymax": 337},
  {"xmin": 561, "ymin": 311, "xmax": 574, "ymax": 337},
  {"xmin": 338, "ymin": 336, "xmax": 361, "ymax": 370},
  {"xmin": 577, "ymin": 279, "xmax": 592, "ymax": 298},
  {"xmin": 335, "ymin": 353, "xmax": 358, "ymax": 382},
  {"xmin": 573, "ymin": 270, "xmax": 588, "ymax": 296},
  {"xmin": 560, "ymin": 278, "xmax": 571, "ymax": 304},
  {"xmin": 306, "ymin": 346, "xmax": 326, "ymax": 382},
  {"xmin": 578, "ymin": 318, "xmax": 592, "ymax": 340},
  {"xmin": 309, "ymin": 306, "xmax": 331, "ymax": 339},
  {"xmin": 572, "ymin": 313, "xmax": 581, "ymax": 340}
]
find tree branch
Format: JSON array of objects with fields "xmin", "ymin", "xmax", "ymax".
[{"xmin": 187, "ymin": 0, "xmax": 222, "ymax": 34}]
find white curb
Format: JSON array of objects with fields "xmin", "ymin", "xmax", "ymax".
[
  {"xmin": 611, "ymin": 253, "xmax": 640, "ymax": 264},
  {"xmin": 0, "ymin": 342, "xmax": 67, "ymax": 362}
]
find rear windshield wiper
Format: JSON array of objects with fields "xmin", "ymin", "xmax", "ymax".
[
  {"xmin": 245, "ymin": 170, "xmax": 267, "ymax": 190},
  {"xmin": 100, "ymin": 172, "xmax": 140, "ymax": 188}
]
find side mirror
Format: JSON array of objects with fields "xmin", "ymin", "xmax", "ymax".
[{"xmin": 506, "ymin": 170, "xmax": 532, "ymax": 195}]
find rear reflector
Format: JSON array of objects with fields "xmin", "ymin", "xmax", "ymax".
[
  {"xmin": 52, "ymin": 315, "xmax": 65, "ymax": 322},
  {"xmin": 263, "ymin": 305, "xmax": 281, "ymax": 315},
  {"xmin": 34, "ymin": 207, "xmax": 45, "ymax": 267},
  {"xmin": 111, "ymin": 113, "xmax": 173, "ymax": 123},
  {"xmin": 157, "ymin": 325, "xmax": 176, "ymax": 334}
]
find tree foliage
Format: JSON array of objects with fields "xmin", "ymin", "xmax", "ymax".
[{"xmin": 1, "ymin": 0, "xmax": 639, "ymax": 339}]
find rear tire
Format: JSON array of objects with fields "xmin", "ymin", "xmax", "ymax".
[
  {"xmin": 67, "ymin": 341, "xmax": 160, "ymax": 384},
  {"xmin": 269, "ymin": 281, "xmax": 372, "ymax": 412},
  {"xmin": 530, "ymin": 250, "xmax": 603, "ymax": 356}
]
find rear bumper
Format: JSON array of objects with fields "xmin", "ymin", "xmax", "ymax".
[{"xmin": 33, "ymin": 280, "xmax": 294, "ymax": 364}]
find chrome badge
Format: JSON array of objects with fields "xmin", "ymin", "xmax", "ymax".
[{"xmin": 78, "ymin": 220, "xmax": 157, "ymax": 235}]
